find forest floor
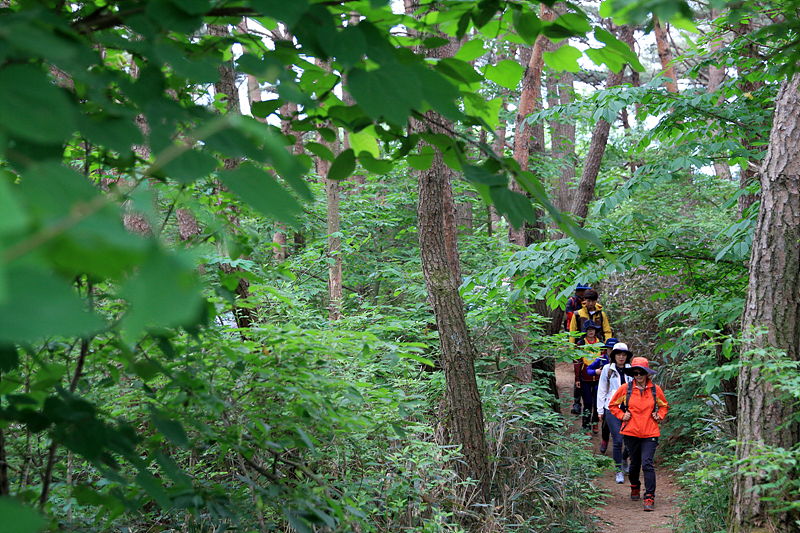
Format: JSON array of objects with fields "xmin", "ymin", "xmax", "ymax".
[{"xmin": 555, "ymin": 363, "xmax": 681, "ymax": 533}]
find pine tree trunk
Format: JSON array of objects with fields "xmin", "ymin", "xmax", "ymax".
[
  {"xmin": 406, "ymin": 0, "xmax": 488, "ymax": 494},
  {"xmin": 732, "ymin": 73, "xmax": 800, "ymax": 533},
  {"xmin": 568, "ymin": 65, "xmax": 625, "ymax": 223},
  {"xmin": 707, "ymin": 8, "xmax": 732, "ymax": 181},
  {"xmin": 654, "ymin": 16, "xmax": 678, "ymax": 93},
  {"xmin": 736, "ymin": 18, "xmax": 764, "ymax": 218}
]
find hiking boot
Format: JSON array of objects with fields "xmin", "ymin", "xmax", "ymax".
[
  {"xmin": 643, "ymin": 495, "xmax": 654, "ymax": 511},
  {"xmin": 622, "ymin": 458, "xmax": 629, "ymax": 473},
  {"xmin": 592, "ymin": 423, "xmax": 599, "ymax": 435},
  {"xmin": 600, "ymin": 440, "xmax": 608, "ymax": 454},
  {"xmin": 571, "ymin": 402, "xmax": 582, "ymax": 415},
  {"xmin": 616, "ymin": 471, "xmax": 625, "ymax": 484},
  {"xmin": 630, "ymin": 485, "xmax": 640, "ymax": 501}
]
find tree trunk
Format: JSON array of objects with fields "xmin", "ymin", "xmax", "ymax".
[
  {"xmin": 546, "ymin": 43, "xmax": 576, "ymax": 217},
  {"xmin": 568, "ymin": 65, "xmax": 626, "ymax": 224},
  {"xmin": 732, "ymin": 73, "xmax": 800, "ymax": 533},
  {"xmin": 736, "ymin": 18, "xmax": 764, "ymax": 218},
  {"xmin": 407, "ymin": 0, "xmax": 488, "ymax": 495},
  {"xmin": 209, "ymin": 22, "xmax": 257, "ymax": 330},
  {"xmin": 654, "ymin": 16, "xmax": 678, "ymax": 93},
  {"xmin": 316, "ymin": 59, "xmax": 344, "ymax": 322},
  {"xmin": 707, "ymin": 9, "xmax": 732, "ymax": 182}
]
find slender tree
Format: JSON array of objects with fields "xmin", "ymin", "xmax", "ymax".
[
  {"xmin": 732, "ymin": 73, "xmax": 800, "ymax": 533},
  {"xmin": 406, "ymin": 0, "xmax": 489, "ymax": 496},
  {"xmin": 653, "ymin": 16, "xmax": 678, "ymax": 93}
]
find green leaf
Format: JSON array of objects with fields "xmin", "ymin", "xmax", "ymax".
[
  {"xmin": 149, "ymin": 407, "xmax": 190, "ymax": 448},
  {"xmin": 513, "ymin": 11, "xmax": 542, "ymax": 45},
  {"xmin": 119, "ymin": 249, "xmax": 205, "ymax": 340},
  {"xmin": 0, "ymin": 498, "xmax": 47, "ymax": 533},
  {"xmin": 251, "ymin": 99, "xmax": 283, "ymax": 119},
  {"xmin": 305, "ymin": 142, "xmax": 335, "ymax": 162},
  {"xmin": 0, "ymin": 64, "xmax": 76, "ymax": 144},
  {"xmin": 17, "ymin": 162, "xmax": 100, "ymax": 218},
  {"xmin": 407, "ymin": 146, "xmax": 435, "ymax": 171},
  {"xmin": 434, "ymin": 58, "xmax": 483, "ymax": 85},
  {"xmin": 347, "ymin": 65, "xmax": 423, "ymax": 126},
  {"xmin": 454, "ymin": 39, "xmax": 486, "ymax": 62},
  {"xmin": 484, "ymin": 59, "xmax": 525, "ymax": 89},
  {"xmin": 463, "ymin": 165, "xmax": 508, "ymax": 187},
  {"xmin": 0, "ymin": 172, "xmax": 29, "ymax": 237},
  {"xmin": 217, "ymin": 163, "xmax": 304, "ymax": 225},
  {"xmin": 542, "ymin": 44, "xmax": 583, "ymax": 73},
  {"xmin": 158, "ymin": 149, "xmax": 219, "ymax": 184},
  {"xmin": 0, "ymin": 267, "xmax": 104, "ymax": 343},
  {"xmin": 414, "ymin": 65, "xmax": 463, "ymax": 121},
  {"xmin": 358, "ymin": 154, "xmax": 393, "ymax": 175},
  {"xmin": 489, "ymin": 187, "xmax": 537, "ymax": 230},
  {"xmin": 79, "ymin": 115, "xmax": 143, "ymax": 155},
  {"xmin": 349, "ymin": 126, "xmax": 380, "ymax": 158},
  {"xmin": 327, "ymin": 149, "xmax": 356, "ymax": 181}
]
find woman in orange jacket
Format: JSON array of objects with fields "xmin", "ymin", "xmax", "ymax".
[{"xmin": 608, "ymin": 357, "xmax": 669, "ymax": 512}]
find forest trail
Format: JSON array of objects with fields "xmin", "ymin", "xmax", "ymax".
[{"xmin": 555, "ymin": 362, "xmax": 681, "ymax": 533}]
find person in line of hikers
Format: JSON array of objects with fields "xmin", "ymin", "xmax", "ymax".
[
  {"xmin": 608, "ymin": 357, "xmax": 669, "ymax": 512},
  {"xmin": 585, "ymin": 337, "xmax": 618, "ymax": 452},
  {"xmin": 566, "ymin": 283, "xmax": 591, "ymax": 416},
  {"xmin": 573, "ymin": 320, "xmax": 604, "ymax": 433},
  {"xmin": 596, "ymin": 342, "xmax": 634, "ymax": 484},
  {"xmin": 569, "ymin": 288, "xmax": 612, "ymax": 343}
]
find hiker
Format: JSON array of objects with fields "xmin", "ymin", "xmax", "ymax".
[
  {"xmin": 566, "ymin": 283, "xmax": 591, "ymax": 416},
  {"xmin": 569, "ymin": 289, "xmax": 612, "ymax": 344},
  {"xmin": 596, "ymin": 342, "xmax": 633, "ymax": 484},
  {"xmin": 608, "ymin": 357, "xmax": 669, "ymax": 512},
  {"xmin": 574, "ymin": 320, "xmax": 604, "ymax": 433},
  {"xmin": 586, "ymin": 337, "xmax": 618, "ymax": 453}
]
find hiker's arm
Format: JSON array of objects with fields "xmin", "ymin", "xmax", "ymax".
[{"xmin": 602, "ymin": 312, "xmax": 612, "ymax": 341}]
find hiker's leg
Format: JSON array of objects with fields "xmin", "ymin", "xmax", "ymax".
[
  {"xmin": 606, "ymin": 414, "xmax": 624, "ymax": 469},
  {"xmin": 590, "ymin": 383, "xmax": 599, "ymax": 423},
  {"xmin": 601, "ymin": 415, "xmax": 610, "ymax": 441},
  {"xmin": 580, "ymin": 381, "xmax": 593, "ymax": 428},
  {"xmin": 641, "ymin": 437, "xmax": 659, "ymax": 497},
  {"xmin": 624, "ymin": 435, "xmax": 643, "ymax": 487}
]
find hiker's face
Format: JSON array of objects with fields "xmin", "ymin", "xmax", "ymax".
[
  {"xmin": 584, "ymin": 298, "xmax": 597, "ymax": 311},
  {"xmin": 633, "ymin": 372, "xmax": 648, "ymax": 386},
  {"xmin": 615, "ymin": 353, "xmax": 627, "ymax": 366},
  {"xmin": 586, "ymin": 328, "xmax": 597, "ymax": 339},
  {"xmin": 576, "ymin": 290, "xmax": 586, "ymax": 300}
]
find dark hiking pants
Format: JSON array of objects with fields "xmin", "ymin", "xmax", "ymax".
[{"xmin": 624, "ymin": 435, "xmax": 658, "ymax": 497}]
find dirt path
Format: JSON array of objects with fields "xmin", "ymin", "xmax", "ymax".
[{"xmin": 555, "ymin": 363, "xmax": 680, "ymax": 533}]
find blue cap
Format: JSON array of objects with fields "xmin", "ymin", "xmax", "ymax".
[
  {"xmin": 576, "ymin": 283, "xmax": 591, "ymax": 291},
  {"xmin": 604, "ymin": 337, "xmax": 619, "ymax": 349}
]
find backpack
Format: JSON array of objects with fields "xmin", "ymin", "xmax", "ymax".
[
  {"xmin": 564, "ymin": 296, "xmax": 581, "ymax": 331},
  {"xmin": 620, "ymin": 381, "xmax": 659, "ymax": 430}
]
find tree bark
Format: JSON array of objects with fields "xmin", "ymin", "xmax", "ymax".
[
  {"xmin": 568, "ymin": 65, "xmax": 626, "ymax": 224},
  {"xmin": 546, "ymin": 42, "xmax": 576, "ymax": 217},
  {"xmin": 735, "ymin": 18, "xmax": 764, "ymax": 218},
  {"xmin": 407, "ymin": 0, "xmax": 489, "ymax": 495},
  {"xmin": 654, "ymin": 16, "xmax": 679, "ymax": 93},
  {"xmin": 732, "ymin": 73, "xmax": 800, "ymax": 533},
  {"xmin": 209, "ymin": 22, "xmax": 257, "ymax": 330},
  {"xmin": 707, "ymin": 8, "xmax": 733, "ymax": 182}
]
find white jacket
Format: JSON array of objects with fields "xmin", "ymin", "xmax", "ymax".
[{"xmin": 597, "ymin": 363, "xmax": 632, "ymax": 417}]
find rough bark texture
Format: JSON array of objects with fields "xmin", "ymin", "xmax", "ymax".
[
  {"xmin": 707, "ymin": 9, "xmax": 732, "ymax": 182},
  {"xmin": 735, "ymin": 18, "xmax": 764, "ymax": 218},
  {"xmin": 732, "ymin": 74, "xmax": 800, "ymax": 533},
  {"xmin": 417, "ymin": 129, "xmax": 489, "ymax": 490},
  {"xmin": 568, "ymin": 67, "xmax": 625, "ymax": 223},
  {"xmin": 654, "ymin": 16, "xmax": 678, "ymax": 93},
  {"xmin": 509, "ymin": 17, "xmax": 550, "ymax": 246},
  {"xmin": 315, "ymin": 58, "xmax": 343, "ymax": 322},
  {"xmin": 407, "ymin": 0, "xmax": 488, "ymax": 495},
  {"xmin": 546, "ymin": 44, "xmax": 576, "ymax": 216},
  {"xmin": 209, "ymin": 22, "xmax": 257, "ymax": 330}
]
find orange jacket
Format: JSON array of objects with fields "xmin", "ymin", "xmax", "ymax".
[{"xmin": 608, "ymin": 380, "xmax": 669, "ymax": 438}]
